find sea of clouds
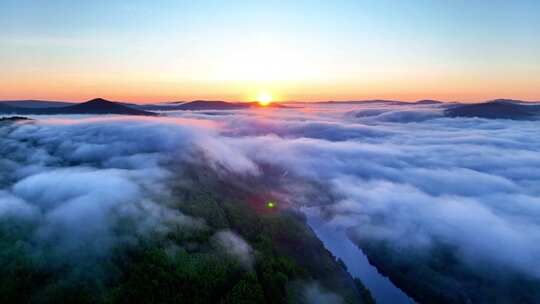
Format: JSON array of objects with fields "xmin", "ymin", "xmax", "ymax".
[{"xmin": 1, "ymin": 101, "xmax": 539, "ymax": 284}]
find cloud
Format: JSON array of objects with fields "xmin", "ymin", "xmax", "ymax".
[
  {"xmin": 1, "ymin": 101, "xmax": 539, "ymax": 290},
  {"xmin": 212, "ymin": 230, "xmax": 254, "ymax": 270},
  {"xmin": 329, "ymin": 178, "xmax": 540, "ymax": 275},
  {"xmin": 0, "ymin": 119, "xmax": 218, "ymax": 269},
  {"xmin": 302, "ymin": 282, "xmax": 344, "ymax": 304},
  {"xmin": 345, "ymin": 103, "xmax": 444, "ymax": 123},
  {"xmin": 10, "ymin": 167, "xmax": 204, "ymax": 262},
  {"xmin": 179, "ymin": 104, "xmax": 540, "ymax": 280},
  {"xmin": 0, "ymin": 190, "xmax": 37, "ymax": 220}
]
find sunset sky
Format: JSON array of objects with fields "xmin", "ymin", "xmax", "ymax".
[{"xmin": 1, "ymin": 0, "xmax": 539, "ymax": 103}]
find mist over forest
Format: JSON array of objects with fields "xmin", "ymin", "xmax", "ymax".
[{"xmin": 1, "ymin": 101, "xmax": 539, "ymax": 303}]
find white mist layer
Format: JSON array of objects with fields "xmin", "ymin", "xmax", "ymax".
[{"xmin": 1, "ymin": 102, "xmax": 539, "ymax": 281}]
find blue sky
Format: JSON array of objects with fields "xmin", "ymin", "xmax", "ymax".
[{"xmin": 1, "ymin": 0, "xmax": 539, "ymax": 102}]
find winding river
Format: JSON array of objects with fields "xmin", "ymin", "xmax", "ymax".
[{"xmin": 303, "ymin": 207, "xmax": 414, "ymax": 304}]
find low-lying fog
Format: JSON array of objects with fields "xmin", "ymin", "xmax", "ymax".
[{"xmin": 1, "ymin": 102, "xmax": 539, "ymax": 302}]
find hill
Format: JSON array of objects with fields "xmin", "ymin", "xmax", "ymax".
[
  {"xmin": 62, "ymin": 98, "xmax": 155, "ymax": 115},
  {"xmin": 414, "ymin": 99, "xmax": 443, "ymax": 105},
  {"xmin": 175, "ymin": 100, "xmax": 249, "ymax": 110},
  {"xmin": 0, "ymin": 100, "xmax": 75, "ymax": 108},
  {"xmin": 445, "ymin": 99, "xmax": 540, "ymax": 120},
  {"xmin": 320, "ymin": 100, "xmax": 408, "ymax": 105},
  {"xmin": 0, "ymin": 116, "xmax": 31, "ymax": 123},
  {"xmin": 131, "ymin": 100, "xmax": 248, "ymax": 111},
  {"xmin": 0, "ymin": 98, "xmax": 156, "ymax": 116}
]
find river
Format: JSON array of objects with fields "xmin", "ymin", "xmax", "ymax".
[{"xmin": 303, "ymin": 207, "xmax": 415, "ymax": 304}]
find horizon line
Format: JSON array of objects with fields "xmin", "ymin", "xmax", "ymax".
[{"xmin": 1, "ymin": 97, "xmax": 539, "ymax": 104}]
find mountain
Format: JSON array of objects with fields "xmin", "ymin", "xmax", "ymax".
[
  {"xmin": 164, "ymin": 101, "xmax": 186, "ymax": 105},
  {"xmin": 322, "ymin": 99, "xmax": 445, "ymax": 105},
  {"xmin": 125, "ymin": 100, "xmax": 248, "ymax": 111},
  {"xmin": 62, "ymin": 98, "xmax": 155, "ymax": 115},
  {"xmin": 176, "ymin": 100, "xmax": 249, "ymax": 110},
  {"xmin": 0, "ymin": 103, "xmax": 28, "ymax": 115},
  {"xmin": 414, "ymin": 99, "xmax": 443, "ymax": 104},
  {"xmin": 0, "ymin": 98, "xmax": 156, "ymax": 116},
  {"xmin": 133, "ymin": 100, "xmax": 291, "ymax": 111},
  {"xmin": 0, "ymin": 103, "xmax": 15, "ymax": 111},
  {"xmin": 0, "ymin": 116, "xmax": 31, "ymax": 123},
  {"xmin": 130, "ymin": 103, "xmax": 190, "ymax": 111},
  {"xmin": 0, "ymin": 100, "xmax": 75, "ymax": 108},
  {"xmin": 318, "ymin": 100, "xmax": 410, "ymax": 105},
  {"xmin": 487, "ymin": 98, "xmax": 540, "ymax": 105},
  {"xmin": 445, "ymin": 99, "xmax": 540, "ymax": 120},
  {"xmin": 1, "ymin": 98, "xmax": 286, "ymax": 113}
]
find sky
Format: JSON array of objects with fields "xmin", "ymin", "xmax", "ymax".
[{"xmin": 1, "ymin": 0, "xmax": 539, "ymax": 103}]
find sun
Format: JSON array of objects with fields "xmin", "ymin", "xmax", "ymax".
[{"xmin": 257, "ymin": 92, "xmax": 273, "ymax": 106}]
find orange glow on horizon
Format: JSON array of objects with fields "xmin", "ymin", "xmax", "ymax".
[
  {"xmin": 257, "ymin": 92, "xmax": 273, "ymax": 106},
  {"xmin": 1, "ymin": 73, "xmax": 539, "ymax": 104}
]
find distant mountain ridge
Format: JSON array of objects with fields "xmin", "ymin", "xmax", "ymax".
[
  {"xmin": 1, "ymin": 99, "xmax": 278, "ymax": 113},
  {"xmin": 320, "ymin": 99, "xmax": 407, "ymax": 105},
  {"xmin": 3, "ymin": 98, "xmax": 540, "ymax": 119},
  {"xmin": 134, "ymin": 100, "xmax": 249, "ymax": 111},
  {"xmin": 0, "ymin": 116, "xmax": 32, "ymax": 123},
  {"xmin": 0, "ymin": 100, "xmax": 75, "ymax": 108},
  {"xmin": 445, "ymin": 99, "xmax": 540, "ymax": 120},
  {"xmin": 0, "ymin": 98, "xmax": 155, "ymax": 116},
  {"xmin": 132, "ymin": 100, "xmax": 287, "ymax": 111}
]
